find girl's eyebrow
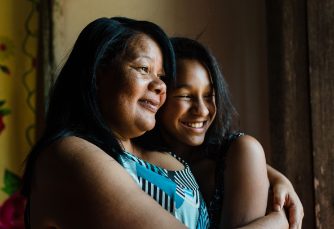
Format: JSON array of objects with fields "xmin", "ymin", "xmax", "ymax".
[
  {"xmin": 174, "ymin": 84, "xmax": 215, "ymax": 92},
  {"xmin": 175, "ymin": 84, "xmax": 191, "ymax": 89}
]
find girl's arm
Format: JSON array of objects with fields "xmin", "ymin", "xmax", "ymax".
[
  {"xmin": 220, "ymin": 135, "xmax": 270, "ymax": 228},
  {"xmin": 267, "ymin": 165, "xmax": 304, "ymax": 229},
  {"xmin": 235, "ymin": 166, "xmax": 303, "ymax": 229},
  {"xmin": 237, "ymin": 211, "xmax": 289, "ymax": 229}
]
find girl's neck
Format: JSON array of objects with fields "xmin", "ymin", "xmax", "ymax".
[{"xmin": 160, "ymin": 132, "xmax": 200, "ymax": 162}]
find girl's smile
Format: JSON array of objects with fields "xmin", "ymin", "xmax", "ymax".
[{"xmin": 160, "ymin": 59, "xmax": 216, "ymax": 153}]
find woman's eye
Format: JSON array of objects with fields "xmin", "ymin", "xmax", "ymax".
[{"xmin": 137, "ymin": 66, "xmax": 149, "ymax": 73}]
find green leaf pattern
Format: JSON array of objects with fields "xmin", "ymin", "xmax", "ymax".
[{"xmin": 1, "ymin": 169, "xmax": 22, "ymax": 196}]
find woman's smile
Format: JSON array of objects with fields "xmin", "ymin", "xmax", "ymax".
[{"xmin": 138, "ymin": 97, "xmax": 162, "ymax": 113}]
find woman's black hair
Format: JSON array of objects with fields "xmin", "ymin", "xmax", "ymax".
[
  {"xmin": 21, "ymin": 17, "xmax": 176, "ymax": 197},
  {"xmin": 134, "ymin": 37, "xmax": 237, "ymax": 155}
]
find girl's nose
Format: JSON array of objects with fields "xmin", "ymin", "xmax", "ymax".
[{"xmin": 192, "ymin": 98, "xmax": 210, "ymax": 116}]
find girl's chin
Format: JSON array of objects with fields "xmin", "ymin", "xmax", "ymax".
[{"xmin": 185, "ymin": 138, "xmax": 205, "ymax": 147}]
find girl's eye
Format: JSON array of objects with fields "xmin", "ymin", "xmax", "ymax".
[
  {"xmin": 158, "ymin": 75, "xmax": 168, "ymax": 83},
  {"xmin": 158, "ymin": 74, "xmax": 166, "ymax": 79},
  {"xmin": 175, "ymin": 95, "xmax": 192, "ymax": 100},
  {"xmin": 204, "ymin": 94, "xmax": 215, "ymax": 100}
]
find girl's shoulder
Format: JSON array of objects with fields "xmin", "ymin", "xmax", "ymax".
[
  {"xmin": 223, "ymin": 132, "xmax": 245, "ymax": 149},
  {"xmin": 227, "ymin": 134, "xmax": 265, "ymax": 161}
]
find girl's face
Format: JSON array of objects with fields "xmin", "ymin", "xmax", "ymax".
[
  {"xmin": 97, "ymin": 34, "xmax": 166, "ymax": 140},
  {"xmin": 160, "ymin": 59, "xmax": 216, "ymax": 152}
]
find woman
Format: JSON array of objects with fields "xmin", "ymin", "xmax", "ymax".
[
  {"xmin": 22, "ymin": 17, "xmax": 207, "ymax": 228},
  {"xmin": 135, "ymin": 37, "xmax": 303, "ymax": 229}
]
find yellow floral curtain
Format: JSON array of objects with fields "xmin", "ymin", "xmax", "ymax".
[{"xmin": 0, "ymin": 0, "xmax": 38, "ymax": 208}]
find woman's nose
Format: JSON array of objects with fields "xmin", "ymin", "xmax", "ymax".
[{"xmin": 148, "ymin": 77, "xmax": 166, "ymax": 95}]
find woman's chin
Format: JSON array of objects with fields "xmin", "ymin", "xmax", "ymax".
[{"xmin": 135, "ymin": 120, "xmax": 156, "ymax": 136}]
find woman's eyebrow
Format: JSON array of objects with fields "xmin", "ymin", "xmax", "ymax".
[
  {"xmin": 127, "ymin": 54, "xmax": 151, "ymax": 62},
  {"xmin": 134, "ymin": 55, "xmax": 153, "ymax": 60}
]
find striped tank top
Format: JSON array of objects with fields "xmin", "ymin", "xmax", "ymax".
[{"xmin": 117, "ymin": 151, "xmax": 210, "ymax": 229}]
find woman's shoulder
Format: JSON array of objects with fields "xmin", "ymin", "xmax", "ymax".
[
  {"xmin": 49, "ymin": 135, "xmax": 102, "ymax": 153},
  {"xmin": 48, "ymin": 136, "xmax": 105, "ymax": 158},
  {"xmin": 31, "ymin": 136, "xmax": 187, "ymax": 228},
  {"xmin": 33, "ymin": 135, "xmax": 117, "ymax": 189},
  {"xmin": 34, "ymin": 136, "xmax": 109, "ymax": 174}
]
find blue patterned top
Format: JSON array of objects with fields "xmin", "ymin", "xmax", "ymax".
[{"xmin": 117, "ymin": 151, "xmax": 210, "ymax": 229}]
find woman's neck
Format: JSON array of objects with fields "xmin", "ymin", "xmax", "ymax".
[
  {"xmin": 119, "ymin": 138, "xmax": 132, "ymax": 152},
  {"xmin": 119, "ymin": 138, "xmax": 143, "ymax": 158},
  {"xmin": 112, "ymin": 130, "xmax": 138, "ymax": 155}
]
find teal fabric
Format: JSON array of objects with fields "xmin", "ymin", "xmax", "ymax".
[{"xmin": 117, "ymin": 151, "xmax": 210, "ymax": 229}]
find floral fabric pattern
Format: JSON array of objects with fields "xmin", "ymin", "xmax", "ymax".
[{"xmin": 0, "ymin": 2, "xmax": 38, "ymax": 228}]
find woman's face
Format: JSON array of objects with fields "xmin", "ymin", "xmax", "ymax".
[
  {"xmin": 97, "ymin": 34, "xmax": 166, "ymax": 140},
  {"xmin": 160, "ymin": 59, "xmax": 216, "ymax": 151}
]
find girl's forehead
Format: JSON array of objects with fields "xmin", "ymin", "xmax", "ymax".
[{"xmin": 176, "ymin": 59, "xmax": 212, "ymax": 83}]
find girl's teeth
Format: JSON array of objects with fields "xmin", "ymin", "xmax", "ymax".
[{"xmin": 186, "ymin": 122, "xmax": 204, "ymax": 128}]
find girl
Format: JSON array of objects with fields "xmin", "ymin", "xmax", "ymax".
[{"xmin": 135, "ymin": 37, "xmax": 303, "ymax": 229}]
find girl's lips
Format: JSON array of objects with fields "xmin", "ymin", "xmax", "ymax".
[
  {"xmin": 138, "ymin": 99, "xmax": 160, "ymax": 113},
  {"xmin": 182, "ymin": 121, "xmax": 205, "ymax": 128},
  {"xmin": 180, "ymin": 121, "xmax": 208, "ymax": 133}
]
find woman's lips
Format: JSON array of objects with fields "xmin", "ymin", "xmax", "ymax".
[{"xmin": 138, "ymin": 98, "xmax": 160, "ymax": 113}]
